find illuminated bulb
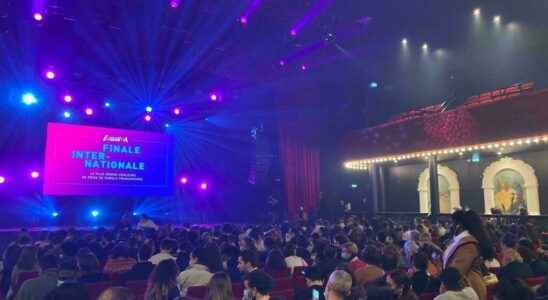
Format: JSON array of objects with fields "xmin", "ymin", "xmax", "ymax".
[
  {"xmin": 401, "ymin": 38, "xmax": 408, "ymax": 45},
  {"xmin": 517, "ymin": 140, "xmax": 523, "ymax": 145},
  {"xmin": 526, "ymin": 139, "xmax": 532, "ymax": 144},
  {"xmin": 509, "ymin": 142, "xmax": 515, "ymax": 146},
  {"xmin": 534, "ymin": 138, "xmax": 540, "ymax": 143},
  {"xmin": 480, "ymin": 145, "xmax": 486, "ymax": 149},
  {"xmin": 473, "ymin": 8, "xmax": 481, "ymax": 17},
  {"xmin": 543, "ymin": 137, "xmax": 548, "ymax": 142},
  {"xmin": 493, "ymin": 15, "xmax": 501, "ymax": 23}
]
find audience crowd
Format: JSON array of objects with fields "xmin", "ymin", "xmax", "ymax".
[{"xmin": 0, "ymin": 211, "xmax": 547, "ymax": 300}]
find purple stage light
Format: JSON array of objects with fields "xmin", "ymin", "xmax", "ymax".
[
  {"xmin": 45, "ymin": 70, "xmax": 55, "ymax": 80},
  {"xmin": 209, "ymin": 93, "xmax": 218, "ymax": 101},
  {"xmin": 30, "ymin": 171, "xmax": 40, "ymax": 179},
  {"xmin": 33, "ymin": 12, "xmax": 43, "ymax": 21},
  {"xmin": 169, "ymin": 0, "xmax": 179, "ymax": 8},
  {"xmin": 144, "ymin": 114, "xmax": 152, "ymax": 122},
  {"xmin": 173, "ymin": 107, "xmax": 181, "ymax": 115},
  {"xmin": 180, "ymin": 177, "xmax": 188, "ymax": 184},
  {"xmin": 63, "ymin": 94, "xmax": 72, "ymax": 103},
  {"xmin": 0, "ymin": 176, "xmax": 5, "ymax": 184},
  {"xmin": 290, "ymin": 29, "xmax": 297, "ymax": 36},
  {"xmin": 84, "ymin": 108, "xmax": 94, "ymax": 116},
  {"xmin": 279, "ymin": 60, "xmax": 286, "ymax": 66},
  {"xmin": 200, "ymin": 182, "xmax": 208, "ymax": 190},
  {"xmin": 239, "ymin": 16, "xmax": 248, "ymax": 24},
  {"xmin": 301, "ymin": 64, "xmax": 307, "ymax": 71}
]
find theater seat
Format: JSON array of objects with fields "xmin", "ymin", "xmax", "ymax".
[
  {"xmin": 265, "ymin": 268, "xmax": 291, "ymax": 279},
  {"xmin": 419, "ymin": 292, "xmax": 436, "ymax": 300},
  {"xmin": 232, "ymin": 282, "xmax": 245, "ymax": 298},
  {"xmin": 187, "ymin": 286, "xmax": 208, "ymax": 299},
  {"xmin": 125, "ymin": 280, "xmax": 148, "ymax": 300},
  {"xmin": 525, "ymin": 276, "xmax": 545, "ymax": 287},
  {"xmin": 84, "ymin": 281, "xmax": 115, "ymax": 300},
  {"xmin": 271, "ymin": 289, "xmax": 294, "ymax": 300},
  {"xmin": 273, "ymin": 277, "xmax": 293, "ymax": 291}
]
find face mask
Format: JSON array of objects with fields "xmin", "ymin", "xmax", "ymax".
[{"xmin": 341, "ymin": 252, "xmax": 351, "ymax": 260}]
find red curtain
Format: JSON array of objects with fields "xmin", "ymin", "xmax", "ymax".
[{"xmin": 279, "ymin": 125, "xmax": 320, "ymax": 220}]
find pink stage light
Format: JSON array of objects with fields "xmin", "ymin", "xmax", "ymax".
[
  {"xmin": 63, "ymin": 94, "xmax": 73, "ymax": 103},
  {"xmin": 200, "ymin": 182, "xmax": 208, "ymax": 190},
  {"xmin": 239, "ymin": 16, "xmax": 248, "ymax": 24},
  {"xmin": 279, "ymin": 60, "xmax": 286, "ymax": 66},
  {"xmin": 169, "ymin": 0, "xmax": 179, "ymax": 8},
  {"xmin": 45, "ymin": 70, "xmax": 55, "ymax": 80},
  {"xmin": 180, "ymin": 177, "xmax": 188, "ymax": 184},
  {"xmin": 144, "ymin": 114, "xmax": 152, "ymax": 122},
  {"xmin": 301, "ymin": 65, "xmax": 307, "ymax": 71},
  {"xmin": 30, "ymin": 171, "xmax": 40, "ymax": 179},
  {"xmin": 173, "ymin": 107, "xmax": 181, "ymax": 115},
  {"xmin": 0, "ymin": 176, "xmax": 5, "ymax": 184},
  {"xmin": 33, "ymin": 13, "xmax": 43, "ymax": 21},
  {"xmin": 209, "ymin": 93, "xmax": 218, "ymax": 101},
  {"xmin": 290, "ymin": 29, "xmax": 297, "ymax": 36},
  {"xmin": 84, "ymin": 108, "xmax": 94, "ymax": 116}
]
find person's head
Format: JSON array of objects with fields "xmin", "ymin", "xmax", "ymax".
[
  {"xmin": 325, "ymin": 270, "xmax": 352, "ymax": 300},
  {"xmin": 77, "ymin": 252, "xmax": 100, "ymax": 274},
  {"xmin": 265, "ymin": 249, "xmax": 287, "ymax": 270},
  {"xmin": 451, "ymin": 210, "xmax": 495, "ymax": 260},
  {"xmin": 45, "ymin": 282, "xmax": 90, "ymax": 300},
  {"xmin": 244, "ymin": 271, "xmax": 274, "ymax": 299},
  {"xmin": 17, "ymin": 246, "xmax": 38, "ymax": 270},
  {"xmin": 98, "ymin": 287, "xmax": 135, "ymax": 300},
  {"xmin": 503, "ymin": 234, "xmax": 518, "ymax": 249},
  {"xmin": 190, "ymin": 247, "xmax": 208, "ymax": 266},
  {"xmin": 148, "ymin": 259, "xmax": 179, "ymax": 290},
  {"xmin": 361, "ymin": 245, "xmax": 381, "ymax": 266},
  {"xmin": 340, "ymin": 242, "xmax": 358, "ymax": 261},
  {"xmin": 207, "ymin": 272, "xmax": 233, "ymax": 300},
  {"xmin": 412, "ymin": 252, "xmax": 429, "ymax": 271},
  {"xmin": 137, "ymin": 244, "xmax": 152, "ymax": 262},
  {"xmin": 160, "ymin": 238, "xmax": 177, "ymax": 253},
  {"xmin": 497, "ymin": 278, "xmax": 534, "ymax": 300},
  {"xmin": 238, "ymin": 249, "xmax": 259, "ymax": 273},
  {"xmin": 517, "ymin": 246, "xmax": 537, "ymax": 265},
  {"xmin": 38, "ymin": 253, "xmax": 58, "ymax": 271},
  {"xmin": 111, "ymin": 244, "xmax": 130, "ymax": 259},
  {"xmin": 387, "ymin": 270, "xmax": 412, "ymax": 296},
  {"xmin": 302, "ymin": 266, "xmax": 324, "ymax": 287},
  {"xmin": 439, "ymin": 267, "xmax": 465, "ymax": 293}
]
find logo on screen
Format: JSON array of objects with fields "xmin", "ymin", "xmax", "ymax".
[{"xmin": 103, "ymin": 135, "xmax": 129, "ymax": 143}]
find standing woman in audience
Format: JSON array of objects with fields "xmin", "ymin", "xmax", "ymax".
[
  {"xmin": 443, "ymin": 210, "xmax": 495, "ymax": 300},
  {"xmin": 146, "ymin": 259, "xmax": 180, "ymax": 300},
  {"xmin": 8, "ymin": 246, "xmax": 39, "ymax": 299},
  {"xmin": 206, "ymin": 272, "xmax": 233, "ymax": 300}
]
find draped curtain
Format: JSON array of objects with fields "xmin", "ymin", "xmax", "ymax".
[{"xmin": 279, "ymin": 124, "xmax": 320, "ymax": 220}]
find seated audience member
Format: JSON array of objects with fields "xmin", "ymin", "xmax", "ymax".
[
  {"xmin": 98, "ymin": 287, "xmax": 135, "ymax": 300},
  {"xmin": 284, "ymin": 244, "xmax": 308, "ymax": 271},
  {"xmin": 8, "ymin": 246, "xmax": 39, "ymax": 298},
  {"xmin": 410, "ymin": 252, "xmax": 432, "ymax": 295},
  {"xmin": 103, "ymin": 244, "xmax": 137, "ymax": 275},
  {"xmin": 387, "ymin": 270, "xmax": 418, "ymax": 300},
  {"xmin": 146, "ymin": 259, "xmax": 180, "ymax": 300},
  {"xmin": 403, "ymin": 231, "xmax": 420, "ymax": 267},
  {"xmin": 149, "ymin": 238, "xmax": 177, "ymax": 265},
  {"xmin": 122, "ymin": 244, "xmax": 155, "ymax": 281},
  {"xmin": 177, "ymin": 247, "xmax": 213, "ymax": 296},
  {"xmin": 501, "ymin": 234, "xmax": 524, "ymax": 266},
  {"xmin": 497, "ymin": 278, "xmax": 535, "ymax": 300},
  {"xmin": 15, "ymin": 253, "xmax": 58, "ymax": 300},
  {"xmin": 517, "ymin": 244, "xmax": 548, "ymax": 277},
  {"xmin": 382, "ymin": 244, "xmax": 402, "ymax": 272},
  {"xmin": 499, "ymin": 236, "xmax": 534, "ymax": 280},
  {"xmin": 243, "ymin": 271, "xmax": 275, "ymax": 300},
  {"xmin": 58, "ymin": 257, "xmax": 80, "ymax": 286},
  {"xmin": 354, "ymin": 245, "xmax": 385, "ymax": 286},
  {"xmin": 434, "ymin": 267, "xmax": 478, "ymax": 300},
  {"xmin": 238, "ymin": 250, "xmax": 260, "ymax": 275},
  {"xmin": 295, "ymin": 266, "xmax": 325, "ymax": 300},
  {"xmin": 137, "ymin": 214, "xmax": 159, "ymax": 231},
  {"xmin": 324, "ymin": 270, "xmax": 353, "ymax": 300},
  {"xmin": 340, "ymin": 242, "xmax": 365, "ymax": 273},
  {"xmin": 77, "ymin": 252, "xmax": 106, "ymax": 283},
  {"xmin": 206, "ymin": 272, "xmax": 233, "ymax": 300},
  {"xmin": 264, "ymin": 249, "xmax": 289, "ymax": 277},
  {"xmin": 45, "ymin": 282, "xmax": 90, "ymax": 300},
  {"xmin": 2, "ymin": 243, "xmax": 23, "ymax": 295},
  {"xmin": 315, "ymin": 245, "xmax": 342, "ymax": 281}
]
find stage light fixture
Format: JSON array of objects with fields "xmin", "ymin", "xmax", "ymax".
[
  {"xmin": 279, "ymin": 60, "xmax": 286, "ymax": 66},
  {"xmin": 33, "ymin": 13, "xmax": 43, "ymax": 21},
  {"xmin": 63, "ymin": 94, "xmax": 72, "ymax": 103},
  {"xmin": 239, "ymin": 16, "xmax": 248, "ymax": 24},
  {"xmin": 45, "ymin": 70, "xmax": 55, "ymax": 80},
  {"xmin": 91, "ymin": 210, "xmax": 100, "ymax": 217},
  {"xmin": 132, "ymin": 212, "xmax": 138, "ymax": 216},
  {"xmin": 0, "ymin": 176, "xmax": 5, "ymax": 184},
  {"xmin": 51, "ymin": 212, "xmax": 59, "ymax": 218},
  {"xmin": 369, "ymin": 82, "xmax": 379, "ymax": 88},
  {"xmin": 30, "ymin": 171, "xmax": 40, "ymax": 179},
  {"xmin": 145, "ymin": 106, "xmax": 153, "ymax": 113},
  {"xmin": 422, "ymin": 43, "xmax": 429, "ymax": 51},
  {"xmin": 493, "ymin": 15, "xmax": 501, "ymax": 23},
  {"xmin": 63, "ymin": 111, "xmax": 71, "ymax": 119},
  {"xmin": 473, "ymin": 8, "xmax": 481, "ymax": 16},
  {"xmin": 164, "ymin": 123, "xmax": 170, "ymax": 128},
  {"xmin": 301, "ymin": 65, "xmax": 307, "ymax": 71},
  {"xmin": 173, "ymin": 107, "xmax": 181, "ymax": 115},
  {"xmin": 169, "ymin": 0, "xmax": 179, "ymax": 8},
  {"xmin": 180, "ymin": 177, "xmax": 188, "ymax": 184},
  {"xmin": 351, "ymin": 184, "xmax": 358, "ymax": 189},
  {"xmin": 144, "ymin": 114, "xmax": 152, "ymax": 122},
  {"xmin": 290, "ymin": 29, "xmax": 297, "ymax": 36},
  {"xmin": 209, "ymin": 93, "xmax": 218, "ymax": 101},
  {"xmin": 401, "ymin": 38, "xmax": 408, "ymax": 45},
  {"xmin": 84, "ymin": 108, "xmax": 94, "ymax": 116},
  {"xmin": 200, "ymin": 182, "xmax": 208, "ymax": 190},
  {"xmin": 22, "ymin": 93, "xmax": 38, "ymax": 105},
  {"xmin": 104, "ymin": 101, "xmax": 111, "ymax": 108}
]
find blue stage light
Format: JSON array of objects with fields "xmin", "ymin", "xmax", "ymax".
[
  {"xmin": 63, "ymin": 111, "xmax": 71, "ymax": 119},
  {"xmin": 145, "ymin": 106, "xmax": 153, "ymax": 113},
  {"xmin": 52, "ymin": 212, "xmax": 59, "ymax": 217},
  {"xmin": 132, "ymin": 211, "xmax": 138, "ymax": 216},
  {"xmin": 164, "ymin": 123, "xmax": 170, "ymax": 128},
  {"xmin": 369, "ymin": 82, "xmax": 379, "ymax": 89},
  {"xmin": 104, "ymin": 101, "xmax": 111, "ymax": 108},
  {"xmin": 22, "ymin": 93, "xmax": 38, "ymax": 105},
  {"xmin": 91, "ymin": 210, "xmax": 100, "ymax": 217},
  {"xmin": 351, "ymin": 183, "xmax": 358, "ymax": 189}
]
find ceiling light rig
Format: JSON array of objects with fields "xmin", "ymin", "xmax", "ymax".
[{"xmin": 344, "ymin": 134, "xmax": 548, "ymax": 170}]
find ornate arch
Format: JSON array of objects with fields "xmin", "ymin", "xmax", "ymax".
[
  {"xmin": 482, "ymin": 157, "xmax": 540, "ymax": 215},
  {"xmin": 418, "ymin": 165, "xmax": 461, "ymax": 213}
]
